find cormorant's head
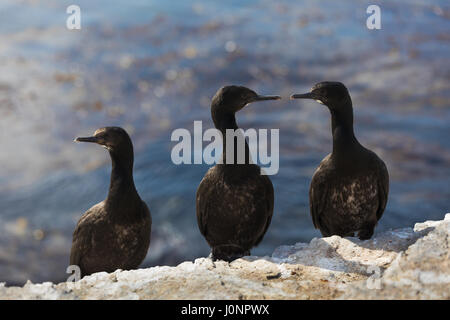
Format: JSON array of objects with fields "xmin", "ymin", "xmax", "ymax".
[
  {"xmin": 212, "ymin": 85, "xmax": 281, "ymax": 113},
  {"xmin": 75, "ymin": 127, "xmax": 133, "ymax": 154},
  {"xmin": 291, "ymin": 82, "xmax": 350, "ymax": 109}
]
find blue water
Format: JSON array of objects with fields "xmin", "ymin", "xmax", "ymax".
[{"xmin": 0, "ymin": 0, "xmax": 448, "ymax": 285}]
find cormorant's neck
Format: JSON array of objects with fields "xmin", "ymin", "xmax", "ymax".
[
  {"xmin": 212, "ymin": 108, "xmax": 253, "ymax": 166},
  {"xmin": 329, "ymin": 98, "xmax": 359, "ymax": 157},
  {"xmin": 105, "ymin": 148, "xmax": 140, "ymax": 210},
  {"xmin": 213, "ymin": 109, "xmax": 238, "ymax": 134}
]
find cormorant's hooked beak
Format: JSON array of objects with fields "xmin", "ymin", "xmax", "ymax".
[
  {"xmin": 253, "ymin": 95, "xmax": 282, "ymax": 102},
  {"xmin": 290, "ymin": 92, "xmax": 314, "ymax": 100},
  {"xmin": 74, "ymin": 136, "xmax": 99, "ymax": 143}
]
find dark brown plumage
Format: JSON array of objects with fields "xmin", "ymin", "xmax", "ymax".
[
  {"xmin": 70, "ymin": 127, "xmax": 151, "ymax": 277},
  {"xmin": 196, "ymin": 86, "xmax": 280, "ymax": 261},
  {"xmin": 291, "ymin": 82, "xmax": 389, "ymax": 240}
]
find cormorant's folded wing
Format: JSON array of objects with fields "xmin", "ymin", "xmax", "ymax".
[
  {"xmin": 69, "ymin": 205, "xmax": 100, "ymax": 269},
  {"xmin": 254, "ymin": 176, "xmax": 274, "ymax": 246},
  {"xmin": 196, "ymin": 177, "xmax": 212, "ymax": 238},
  {"xmin": 376, "ymin": 161, "xmax": 389, "ymax": 221}
]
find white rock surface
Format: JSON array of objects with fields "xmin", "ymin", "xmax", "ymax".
[{"xmin": 0, "ymin": 214, "xmax": 448, "ymax": 300}]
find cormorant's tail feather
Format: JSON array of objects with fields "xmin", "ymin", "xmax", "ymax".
[{"xmin": 211, "ymin": 244, "xmax": 250, "ymax": 262}]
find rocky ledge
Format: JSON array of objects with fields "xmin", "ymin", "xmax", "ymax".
[{"xmin": 0, "ymin": 214, "xmax": 448, "ymax": 300}]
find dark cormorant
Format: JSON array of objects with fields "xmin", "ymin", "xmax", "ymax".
[
  {"xmin": 196, "ymin": 86, "xmax": 280, "ymax": 261},
  {"xmin": 291, "ymin": 82, "xmax": 389, "ymax": 240},
  {"xmin": 70, "ymin": 127, "xmax": 151, "ymax": 277}
]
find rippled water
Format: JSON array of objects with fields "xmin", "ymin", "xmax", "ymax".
[{"xmin": 0, "ymin": 0, "xmax": 449, "ymax": 285}]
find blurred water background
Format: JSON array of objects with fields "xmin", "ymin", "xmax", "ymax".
[{"xmin": 0, "ymin": 0, "xmax": 448, "ymax": 285}]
